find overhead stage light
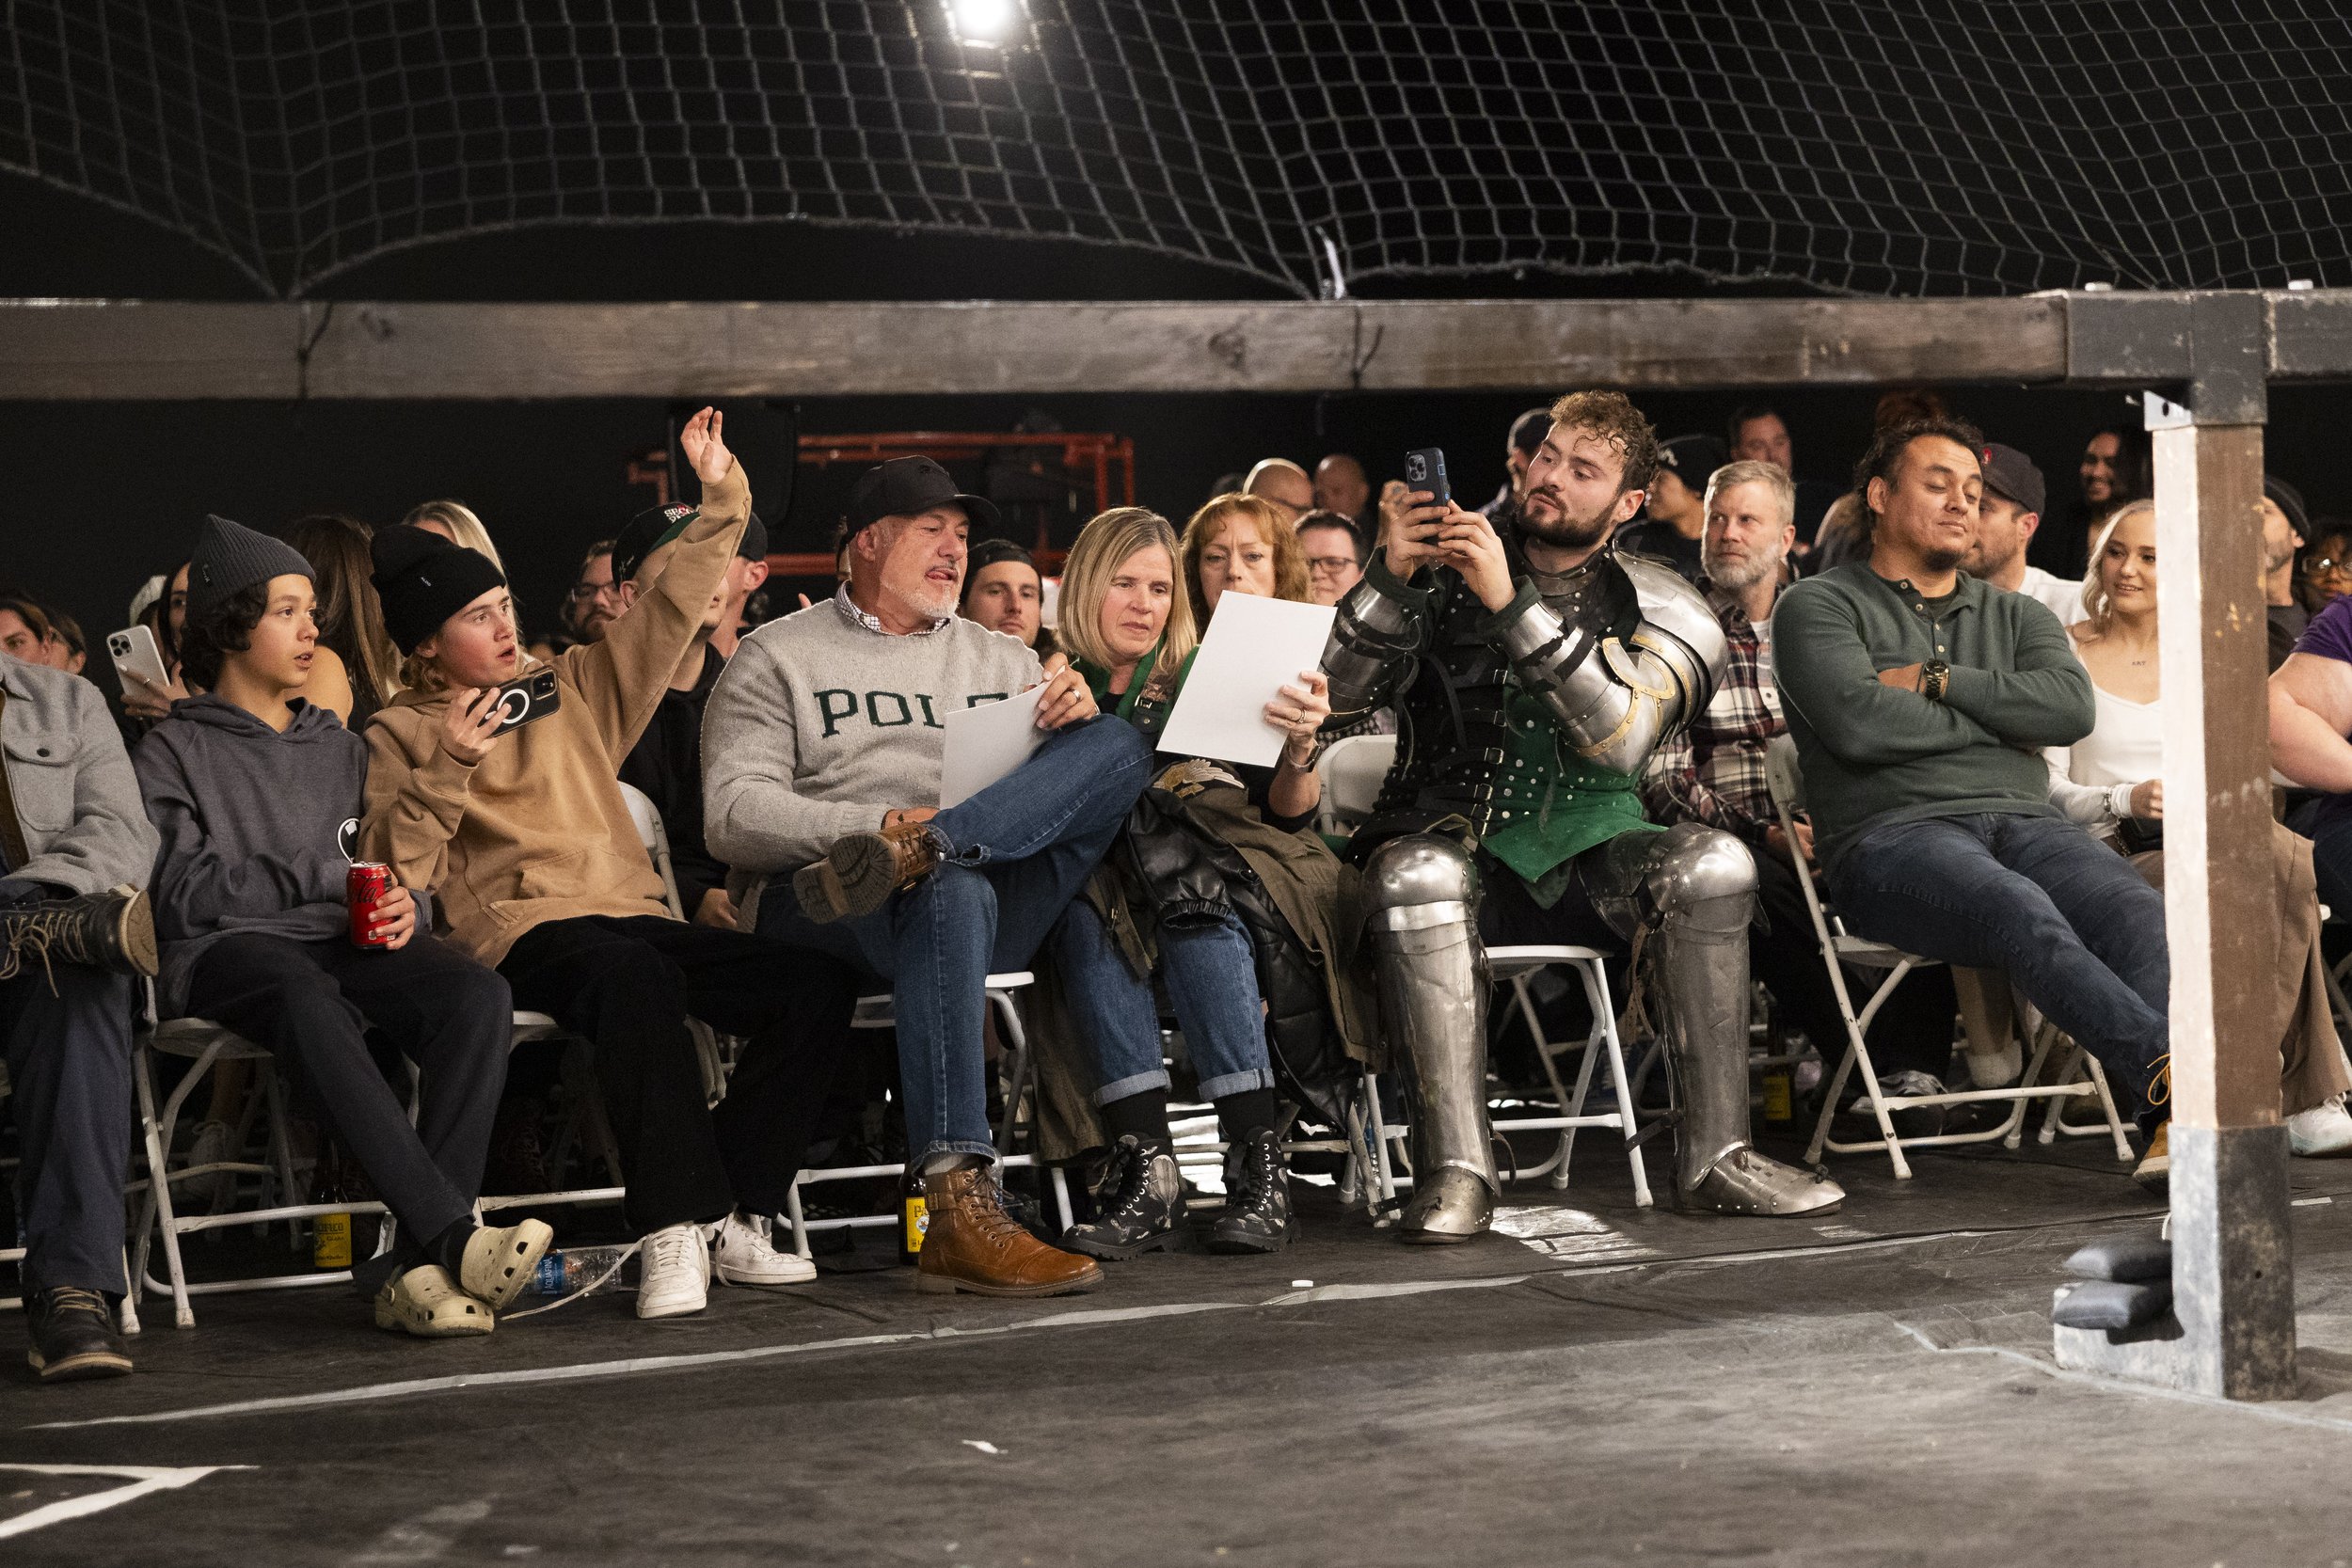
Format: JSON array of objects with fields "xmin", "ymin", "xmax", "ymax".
[{"xmin": 948, "ymin": 0, "xmax": 1020, "ymax": 44}]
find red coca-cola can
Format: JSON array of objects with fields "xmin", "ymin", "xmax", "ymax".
[{"xmin": 347, "ymin": 862, "xmax": 394, "ymax": 949}]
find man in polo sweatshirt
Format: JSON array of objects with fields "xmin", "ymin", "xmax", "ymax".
[
  {"xmin": 704, "ymin": 456, "xmax": 1154, "ymax": 1299},
  {"xmin": 1772, "ymin": 415, "xmax": 2172, "ymax": 1181},
  {"xmin": 361, "ymin": 408, "xmax": 858, "ymax": 1320},
  {"xmin": 135, "ymin": 515, "xmax": 548, "ymax": 1338}
]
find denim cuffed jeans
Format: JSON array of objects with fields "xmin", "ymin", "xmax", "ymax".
[
  {"xmin": 757, "ymin": 714, "xmax": 1155, "ymax": 1164},
  {"xmin": 1824, "ymin": 811, "xmax": 2170, "ymax": 1129},
  {"xmin": 1059, "ymin": 903, "xmax": 1279, "ymax": 1106}
]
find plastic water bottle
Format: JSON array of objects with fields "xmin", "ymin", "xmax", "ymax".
[{"xmin": 530, "ymin": 1244, "xmax": 634, "ymax": 1295}]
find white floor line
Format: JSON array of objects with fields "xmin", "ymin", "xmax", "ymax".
[
  {"xmin": 0, "ymin": 1463, "xmax": 254, "ymax": 1540},
  {"xmin": 1892, "ymin": 1321, "xmax": 2352, "ymax": 1436},
  {"xmin": 24, "ymin": 1220, "xmax": 2156, "ymax": 1434}
]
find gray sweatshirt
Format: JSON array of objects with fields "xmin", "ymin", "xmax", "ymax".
[
  {"xmin": 134, "ymin": 695, "xmax": 372, "ymax": 1015},
  {"xmin": 703, "ymin": 592, "xmax": 1041, "ymax": 874},
  {"xmin": 0, "ymin": 657, "xmax": 155, "ymax": 897}
]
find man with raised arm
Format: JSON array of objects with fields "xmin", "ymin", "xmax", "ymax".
[
  {"xmin": 704, "ymin": 457, "xmax": 1155, "ymax": 1299},
  {"xmin": 1320, "ymin": 390, "xmax": 1842, "ymax": 1243}
]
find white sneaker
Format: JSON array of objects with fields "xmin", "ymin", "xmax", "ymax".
[
  {"xmin": 2289, "ymin": 1097, "xmax": 2352, "ymax": 1157},
  {"xmin": 635, "ymin": 1222, "xmax": 711, "ymax": 1319},
  {"xmin": 711, "ymin": 1210, "xmax": 816, "ymax": 1288}
]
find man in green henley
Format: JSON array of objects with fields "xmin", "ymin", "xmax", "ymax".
[{"xmin": 1773, "ymin": 416, "xmax": 2169, "ymax": 1181}]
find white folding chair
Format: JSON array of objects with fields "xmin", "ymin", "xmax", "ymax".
[
  {"xmin": 781, "ymin": 973, "xmax": 1073, "ymax": 1256},
  {"xmin": 617, "ymin": 781, "xmax": 730, "ymax": 1100},
  {"xmin": 1314, "ymin": 734, "xmax": 1399, "ymax": 842},
  {"xmin": 1762, "ymin": 735, "xmax": 2132, "ymax": 1179}
]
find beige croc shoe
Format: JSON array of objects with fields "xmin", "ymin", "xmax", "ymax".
[
  {"xmin": 459, "ymin": 1220, "xmax": 555, "ymax": 1312},
  {"xmin": 373, "ymin": 1265, "xmax": 495, "ymax": 1338}
]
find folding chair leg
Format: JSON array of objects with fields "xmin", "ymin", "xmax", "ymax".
[
  {"xmin": 133, "ymin": 1046, "xmax": 195, "ymax": 1329},
  {"xmin": 1581, "ymin": 965, "xmax": 1652, "ymax": 1210},
  {"xmin": 1506, "ymin": 974, "xmax": 1581, "ymax": 1189},
  {"xmin": 784, "ymin": 1179, "xmax": 811, "ymax": 1259},
  {"xmin": 2083, "ymin": 1054, "xmax": 2135, "ymax": 1163},
  {"xmin": 115, "ymin": 1250, "xmax": 140, "ymax": 1337}
]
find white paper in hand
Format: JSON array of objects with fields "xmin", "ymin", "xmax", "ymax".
[
  {"xmin": 939, "ymin": 684, "xmax": 1048, "ymax": 809},
  {"xmin": 1156, "ymin": 594, "xmax": 1338, "ymax": 768}
]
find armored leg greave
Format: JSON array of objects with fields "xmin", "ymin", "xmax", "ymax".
[
  {"xmin": 1360, "ymin": 834, "xmax": 1496, "ymax": 1242},
  {"xmin": 1587, "ymin": 823, "xmax": 1842, "ymax": 1216}
]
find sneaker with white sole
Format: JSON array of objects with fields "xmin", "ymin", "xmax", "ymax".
[
  {"xmin": 635, "ymin": 1221, "xmax": 711, "ymax": 1319},
  {"xmin": 2289, "ymin": 1097, "xmax": 2352, "ymax": 1157},
  {"xmin": 710, "ymin": 1210, "xmax": 816, "ymax": 1288}
]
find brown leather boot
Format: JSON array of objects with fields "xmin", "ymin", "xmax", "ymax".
[
  {"xmin": 915, "ymin": 1166, "xmax": 1104, "ymax": 1298},
  {"xmin": 794, "ymin": 822, "xmax": 941, "ymax": 925}
]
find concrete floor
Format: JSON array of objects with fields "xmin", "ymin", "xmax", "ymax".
[{"xmin": 11, "ymin": 1131, "xmax": 2352, "ymax": 1566}]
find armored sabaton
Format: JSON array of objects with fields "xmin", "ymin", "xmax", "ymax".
[{"xmin": 1323, "ymin": 543, "xmax": 1842, "ymax": 1240}]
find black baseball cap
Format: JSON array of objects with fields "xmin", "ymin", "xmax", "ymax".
[
  {"xmin": 1509, "ymin": 406, "xmax": 1553, "ymax": 455},
  {"xmin": 612, "ymin": 506, "xmax": 771, "ymax": 583},
  {"xmin": 846, "ymin": 456, "xmax": 999, "ymax": 538},
  {"xmin": 1657, "ymin": 435, "xmax": 1729, "ymax": 489},
  {"xmin": 1979, "ymin": 443, "xmax": 2046, "ymax": 515}
]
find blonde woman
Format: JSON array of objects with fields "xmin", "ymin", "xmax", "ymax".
[
  {"xmin": 1052, "ymin": 506, "xmax": 1348, "ymax": 1259},
  {"xmin": 403, "ymin": 499, "xmax": 505, "ymax": 571},
  {"xmin": 2046, "ymin": 499, "xmax": 2352, "ymax": 1157}
]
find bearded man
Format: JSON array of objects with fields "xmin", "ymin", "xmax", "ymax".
[{"xmin": 1322, "ymin": 391, "xmax": 1843, "ymax": 1243}]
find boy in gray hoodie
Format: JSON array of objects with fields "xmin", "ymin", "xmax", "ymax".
[{"xmin": 133, "ymin": 516, "xmax": 548, "ymax": 1338}]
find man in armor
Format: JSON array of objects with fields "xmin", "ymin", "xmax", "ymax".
[{"xmin": 1323, "ymin": 390, "xmax": 1844, "ymax": 1242}]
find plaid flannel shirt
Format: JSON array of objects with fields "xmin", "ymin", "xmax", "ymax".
[{"xmin": 1639, "ymin": 580, "xmax": 1782, "ymax": 847}]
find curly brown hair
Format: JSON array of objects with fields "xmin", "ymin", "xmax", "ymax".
[
  {"xmin": 1546, "ymin": 390, "xmax": 1661, "ymax": 494},
  {"xmin": 1180, "ymin": 493, "xmax": 1310, "ymax": 626}
]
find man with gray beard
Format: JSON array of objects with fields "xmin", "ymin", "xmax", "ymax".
[{"xmin": 1641, "ymin": 461, "xmax": 1961, "ymax": 1130}]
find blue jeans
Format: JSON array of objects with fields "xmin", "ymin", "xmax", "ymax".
[
  {"xmin": 1062, "ymin": 904, "xmax": 1278, "ymax": 1106},
  {"xmin": 755, "ymin": 715, "xmax": 1154, "ymax": 1164},
  {"xmin": 1825, "ymin": 812, "xmax": 2169, "ymax": 1128}
]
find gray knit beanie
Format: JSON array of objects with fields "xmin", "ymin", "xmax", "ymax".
[{"xmin": 188, "ymin": 514, "xmax": 315, "ymax": 620}]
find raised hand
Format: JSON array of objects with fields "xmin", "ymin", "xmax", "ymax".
[
  {"xmin": 1381, "ymin": 486, "xmax": 1448, "ymax": 576},
  {"xmin": 1435, "ymin": 506, "xmax": 1515, "ymax": 610},
  {"xmin": 678, "ymin": 405, "xmax": 736, "ymax": 487}
]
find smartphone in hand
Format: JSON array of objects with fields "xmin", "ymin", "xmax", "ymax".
[
  {"xmin": 106, "ymin": 626, "xmax": 171, "ymax": 691},
  {"xmin": 487, "ymin": 670, "xmax": 561, "ymax": 735},
  {"xmin": 1403, "ymin": 448, "xmax": 1452, "ymax": 511}
]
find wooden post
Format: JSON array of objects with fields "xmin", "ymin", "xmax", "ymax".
[{"xmin": 2054, "ymin": 294, "xmax": 2297, "ymax": 1399}]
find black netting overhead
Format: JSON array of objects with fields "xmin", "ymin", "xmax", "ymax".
[{"xmin": 8, "ymin": 0, "xmax": 2352, "ymax": 301}]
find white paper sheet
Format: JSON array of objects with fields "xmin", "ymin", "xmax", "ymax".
[
  {"xmin": 1156, "ymin": 593, "xmax": 1338, "ymax": 768},
  {"xmin": 938, "ymin": 683, "xmax": 1048, "ymax": 808}
]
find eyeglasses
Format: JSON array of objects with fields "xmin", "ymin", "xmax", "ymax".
[
  {"xmin": 2309, "ymin": 557, "xmax": 2352, "ymax": 580},
  {"xmin": 568, "ymin": 579, "xmax": 622, "ymax": 602},
  {"xmin": 1306, "ymin": 555, "xmax": 1359, "ymax": 574}
]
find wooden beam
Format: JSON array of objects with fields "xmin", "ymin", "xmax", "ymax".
[{"xmin": 0, "ymin": 296, "xmax": 2071, "ymax": 399}]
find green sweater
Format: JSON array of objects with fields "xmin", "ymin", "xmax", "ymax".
[{"xmin": 1772, "ymin": 563, "xmax": 2093, "ymax": 875}]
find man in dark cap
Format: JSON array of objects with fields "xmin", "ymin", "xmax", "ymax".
[
  {"xmin": 1476, "ymin": 405, "xmax": 1555, "ymax": 528},
  {"xmin": 705, "ymin": 453, "xmax": 1156, "ymax": 1300},
  {"xmin": 1963, "ymin": 443, "xmax": 2083, "ymax": 626},
  {"xmin": 1614, "ymin": 434, "xmax": 1729, "ymax": 581}
]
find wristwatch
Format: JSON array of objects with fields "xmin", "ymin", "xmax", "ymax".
[
  {"xmin": 1920, "ymin": 659, "xmax": 1951, "ymax": 702},
  {"xmin": 1284, "ymin": 733, "xmax": 1326, "ymax": 770}
]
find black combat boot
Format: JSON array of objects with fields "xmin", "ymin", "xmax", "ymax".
[
  {"xmin": 1210, "ymin": 1127, "xmax": 1297, "ymax": 1254},
  {"xmin": 0, "ymin": 886, "xmax": 158, "ymax": 982},
  {"xmin": 1061, "ymin": 1135, "xmax": 1185, "ymax": 1260}
]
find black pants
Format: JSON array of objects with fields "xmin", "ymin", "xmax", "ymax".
[
  {"xmin": 1753, "ymin": 849, "xmax": 1958, "ymax": 1080},
  {"xmin": 496, "ymin": 915, "xmax": 859, "ymax": 1234},
  {"xmin": 183, "ymin": 933, "xmax": 513, "ymax": 1291},
  {"xmin": 4, "ymin": 965, "xmax": 136, "ymax": 1296}
]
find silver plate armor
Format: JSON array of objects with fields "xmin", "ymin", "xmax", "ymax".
[{"xmin": 1332, "ymin": 548, "xmax": 1842, "ymax": 1237}]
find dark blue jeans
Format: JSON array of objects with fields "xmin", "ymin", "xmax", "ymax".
[
  {"xmin": 756, "ymin": 715, "xmax": 1154, "ymax": 1164},
  {"xmin": 1825, "ymin": 812, "xmax": 2169, "ymax": 1128}
]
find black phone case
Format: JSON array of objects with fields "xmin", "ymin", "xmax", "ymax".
[
  {"xmin": 489, "ymin": 671, "xmax": 562, "ymax": 735},
  {"xmin": 1403, "ymin": 447, "xmax": 1452, "ymax": 509}
]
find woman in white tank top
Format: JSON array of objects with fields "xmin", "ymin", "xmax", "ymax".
[{"xmin": 2045, "ymin": 500, "xmax": 2352, "ymax": 1149}]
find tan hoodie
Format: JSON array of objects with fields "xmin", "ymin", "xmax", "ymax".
[{"xmin": 360, "ymin": 466, "xmax": 749, "ymax": 968}]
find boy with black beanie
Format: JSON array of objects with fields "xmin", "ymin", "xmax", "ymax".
[
  {"xmin": 135, "ymin": 514, "xmax": 550, "ymax": 1338},
  {"xmin": 361, "ymin": 408, "xmax": 859, "ymax": 1321}
]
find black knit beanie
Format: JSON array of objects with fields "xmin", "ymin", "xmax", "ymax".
[
  {"xmin": 188, "ymin": 515, "xmax": 314, "ymax": 620},
  {"xmin": 371, "ymin": 524, "xmax": 509, "ymax": 654}
]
